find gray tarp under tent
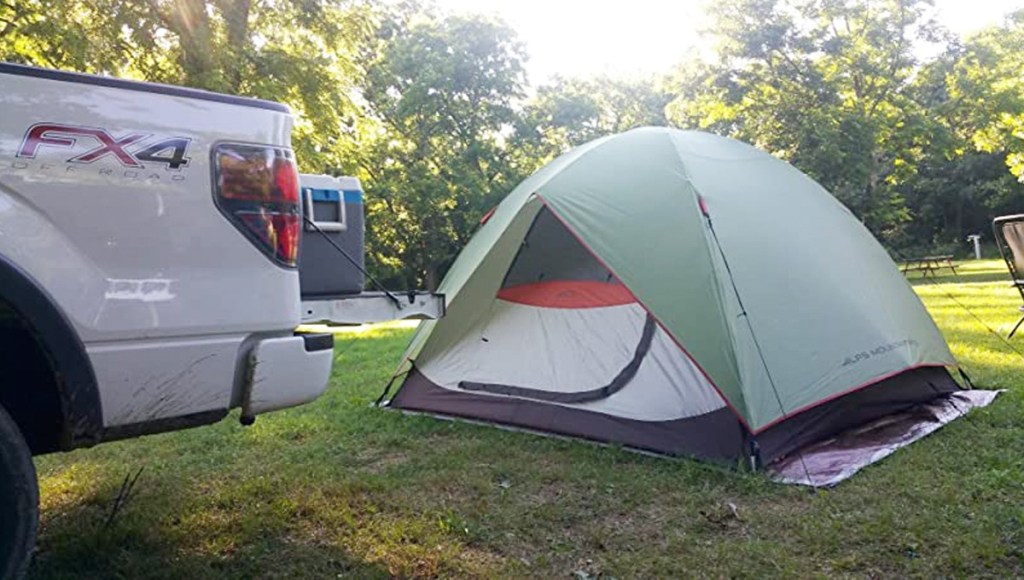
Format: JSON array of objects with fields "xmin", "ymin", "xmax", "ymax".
[{"xmin": 381, "ymin": 127, "xmax": 999, "ymax": 486}]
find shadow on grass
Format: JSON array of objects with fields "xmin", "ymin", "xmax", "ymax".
[
  {"xmin": 28, "ymin": 478, "xmax": 394, "ymax": 579},
  {"xmin": 908, "ymin": 270, "xmax": 1013, "ymax": 286},
  {"xmin": 28, "ymin": 404, "xmax": 776, "ymax": 579},
  {"xmin": 31, "ymin": 529, "xmax": 388, "ymax": 580}
]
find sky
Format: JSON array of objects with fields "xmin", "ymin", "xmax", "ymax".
[{"xmin": 434, "ymin": 0, "xmax": 1024, "ymax": 84}]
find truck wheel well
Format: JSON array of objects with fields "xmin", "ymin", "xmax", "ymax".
[{"xmin": 0, "ymin": 299, "xmax": 65, "ymax": 455}]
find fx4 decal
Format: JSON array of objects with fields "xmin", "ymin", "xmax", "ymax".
[{"xmin": 16, "ymin": 123, "xmax": 192, "ymax": 170}]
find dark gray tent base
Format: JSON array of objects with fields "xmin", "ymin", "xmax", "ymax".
[
  {"xmin": 755, "ymin": 365, "xmax": 961, "ymax": 461},
  {"xmin": 393, "ymin": 368, "xmax": 747, "ymax": 461},
  {"xmin": 390, "ymin": 366, "xmax": 969, "ymax": 475},
  {"xmin": 391, "ymin": 370, "xmax": 745, "ymax": 461},
  {"xmin": 388, "ymin": 408, "xmax": 746, "ymax": 480}
]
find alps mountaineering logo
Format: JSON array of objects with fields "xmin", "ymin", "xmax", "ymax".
[
  {"xmin": 841, "ymin": 338, "xmax": 919, "ymax": 367},
  {"xmin": 7, "ymin": 123, "xmax": 192, "ymax": 182}
]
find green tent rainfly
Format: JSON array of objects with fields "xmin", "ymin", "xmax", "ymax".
[{"xmin": 386, "ymin": 127, "xmax": 964, "ymax": 467}]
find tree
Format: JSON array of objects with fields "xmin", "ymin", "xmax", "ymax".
[
  {"xmin": 952, "ymin": 10, "xmax": 1024, "ymax": 182},
  {"xmin": 0, "ymin": 0, "xmax": 168, "ymax": 76},
  {"xmin": 0, "ymin": 0, "xmax": 374, "ymax": 174},
  {"xmin": 666, "ymin": 0, "xmax": 941, "ymax": 239},
  {"xmin": 5, "ymin": 0, "xmax": 1022, "ymax": 267},
  {"xmin": 359, "ymin": 12, "xmax": 529, "ymax": 289},
  {"xmin": 516, "ymin": 75, "xmax": 672, "ymax": 162},
  {"xmin": 894, "ymin": 10, "xmax": 1024, "ymax": 249}
]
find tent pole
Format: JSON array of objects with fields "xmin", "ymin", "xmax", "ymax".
[
  {"xmin": 701, "ymin": 201, "xmax": 816, "ymax": 487},
  {"xmin": 748, "ymin": 439, "xmax": 762, "ymax": 472},
  {"xmin": 375, "ymin": 367, "xmax": 411, "ymax": 407}
]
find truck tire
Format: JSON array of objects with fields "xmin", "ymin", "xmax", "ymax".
[{"xmin": 0, "ymin": 404, "xmax": 37, "ymax": 580}]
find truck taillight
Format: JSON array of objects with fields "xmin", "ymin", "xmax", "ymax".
[{"xmin": 214, "ymin": 144, "xmax": 300, "ymax": 267}]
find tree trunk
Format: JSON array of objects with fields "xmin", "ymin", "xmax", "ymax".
[
  {"xmin": 216, "ymin": 0, "xmax": 252, "ymax": 92},
  {"xmin": 160, "ymin": 0, "xmax": 218, "ymax": 90},
  {"xmin": 424, "ymin": 265, "xmax": 439, "ymax": 292},
  {"xmin": 0, "ymin": 1, "xmax": 21, "ymax": 39},
  {"xmin": 955, "ymin": 193, "xmax": 965, "ymax": 241}
]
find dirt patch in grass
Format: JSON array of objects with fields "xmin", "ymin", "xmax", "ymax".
[{"xmin": 351, "ymin": 449, "xmax": 412, "ymax": 474}]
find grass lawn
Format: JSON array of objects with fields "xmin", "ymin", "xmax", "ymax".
[{"xmin": 28, "ymin": 260, "xmax": 1024, "ymax": 578}]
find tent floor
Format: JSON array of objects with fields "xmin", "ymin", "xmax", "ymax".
[{"xmin": 768, "ymin": 389, "xmax": 1001, "ymax": 486}]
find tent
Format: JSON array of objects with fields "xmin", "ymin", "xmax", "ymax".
[{"xmin": 384, "ymin": 127, "xmax": 971, "ymax": 472}]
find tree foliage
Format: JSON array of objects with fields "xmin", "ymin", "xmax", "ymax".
[
  {"xmin": 894, "ymin": 12, "xmax": 1024, "ymax": 249},
  {"xmin": 0, "ymin": 0, "xmax": 374, "ymax": 173},
  {"xmin": 667, "ymin": 0, "xmax": 944, "ymax": 237},
  {"xmin": 2, "ymin": 0, "xmax": 1023, "ymax": 280},
  {"xmin": 360, "ymin": 12, "xmax": 529, "ymax": 288},
  {"xmin": 953, "ymin": 11, "xmax": 1024, "ymax": 182},
  {"xmin": 516, "ymin": 75, "xmax": 672, "ymax": 162}
]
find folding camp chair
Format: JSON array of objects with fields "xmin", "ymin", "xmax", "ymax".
[{"xmin": 993, "ymin": 214, "xmax": 1024, "ymax": 338}]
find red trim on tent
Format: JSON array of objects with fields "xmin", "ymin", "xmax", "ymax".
[
  {"xmin": 524, "ymin": 196, "xmax": 959, "ymax": 438},
  {"xmin": 750, "ymin": 363, "xmax": 953, "ymax": 434},
  {"xmin": 534, "ymin": 193, "xmax": 753, "ymax": 431},
  {"xmin": 480, "ymin": 206, "xmax": 497, "ymax": 225},
  {"xmin": 497, "ymin": 280, "xmax": 636, "ymax": 309},
  {"xmin": 698, "ymin": 195, "xmax": 710, "ymax": 217}
]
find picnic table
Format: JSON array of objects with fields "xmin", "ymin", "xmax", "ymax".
[{"xmin": 900, "ymin": 255, "xmax": 958, "ymax": 278}]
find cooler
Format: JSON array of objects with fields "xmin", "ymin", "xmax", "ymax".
[{"xmin": 298, "ymin": 174, "xmax": 365, "ymax": 297}]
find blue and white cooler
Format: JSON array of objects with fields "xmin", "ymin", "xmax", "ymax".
[{"xmin": 298, "ymin": 174, "xmax": 365, "ymax": 296}]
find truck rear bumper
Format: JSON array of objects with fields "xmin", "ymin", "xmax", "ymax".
[{"xmin": 241, "ymin": 333, "xmax": 334, "ymax": 418}]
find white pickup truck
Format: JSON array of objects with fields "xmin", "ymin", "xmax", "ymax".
[{"xmin": 0, "ymin": 62, "xmax": 442, "ymax": 576}]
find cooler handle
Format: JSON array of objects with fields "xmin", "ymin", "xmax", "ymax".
[{"xmin": 303, "ymin": 187, "xmax": 347, "ymax": 232}]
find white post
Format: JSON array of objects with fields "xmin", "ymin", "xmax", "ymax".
[{"xmin": 967, "ymin": 234, "xmax": 982, "ymax": 260}]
